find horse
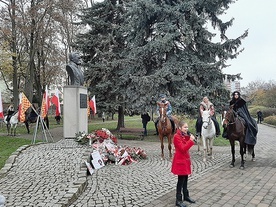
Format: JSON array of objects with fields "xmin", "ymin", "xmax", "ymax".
[
  {"xmin": 4, "ymin": 111, "xmax": 19, "ymax": 136},
  {"xmin": 222, "ymin": 106, "xmax": 255, "ymax": 169},
  {"xmin": 157, "ymin": 102, "xmax": 178, "ymax": 160},
  {"xmin": 198, "ymin": 110, "xmax": 216, "ymax": 162}
]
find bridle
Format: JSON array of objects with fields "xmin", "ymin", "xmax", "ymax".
[
  {"xmin": 225, "ymin": 109, "xmax": 237, "ymax": 126},
  {"xmin": 160, "ymin": 107, "xmax": 167, "ymax": 123},
  {"xmin": 202, "ymin": 115, "xmax": 212, "ymax": 126}
]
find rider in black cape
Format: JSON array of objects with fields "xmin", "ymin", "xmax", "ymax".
[{"xmin": 224, "ymin": 91, "xmax": 258, "ymax": 145}]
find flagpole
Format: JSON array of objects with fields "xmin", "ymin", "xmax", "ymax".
[{"xmin": 31, "ymin": 105, "xmax": 54, "ymax": 144}]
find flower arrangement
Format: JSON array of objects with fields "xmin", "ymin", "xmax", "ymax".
[{"xmin": 75, "ymin": 128, "xmax": 147, "ymax": 166}]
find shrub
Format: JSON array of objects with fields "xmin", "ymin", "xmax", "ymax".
[
  {"xmin": 263, "ymin": 116, "xmax": 276, "ymax": 126},
  {"xmin": 250, "ymin": 105, "xmax": 276, "ymax": 118}
]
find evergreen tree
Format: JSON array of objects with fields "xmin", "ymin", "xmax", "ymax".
[{"xmin": 75, "ymin": 0, "xmax": 247, "ymax": 126}]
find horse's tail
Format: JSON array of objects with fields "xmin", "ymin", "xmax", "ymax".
[{"xmin": 247, "ymin": 144, "xmax": 254, "ymax": 154}]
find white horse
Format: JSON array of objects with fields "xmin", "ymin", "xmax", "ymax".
[
  {"xmin": 4, "ymin": 111, "xmax": 19, "ymax": 136},
  {"xmin": 200, "ymin": 110, "xmax": 216, "ymax": 162}
]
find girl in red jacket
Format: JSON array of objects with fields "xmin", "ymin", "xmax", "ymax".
[{"xmin": 171, "ymin": 120, "xmax": 196, "ymax": 207}]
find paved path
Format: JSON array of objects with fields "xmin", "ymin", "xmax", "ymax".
[{"xmin": 0, "ymin": 124, "xmax": 275, "ymax": 207}]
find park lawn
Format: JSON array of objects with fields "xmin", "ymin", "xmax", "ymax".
[{"xmin": 0, "ymin": 136, "xmax": 31, "ymax": 169}]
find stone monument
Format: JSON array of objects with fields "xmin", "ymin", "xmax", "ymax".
[{"xmin": 63, "ymin": 52, "xmax": 88, "ymax": 138}]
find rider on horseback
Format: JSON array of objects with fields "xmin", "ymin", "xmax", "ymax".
[
  {"xmin": 222, "ymin": 91, "xmax": 258, "ymax": 145},
  {"xmin": 6, "ymin": 105, "xmax": 15, "ymax": 123},
  {"xmin": 195, "ymin": 96, "xmax": 221, "ymax": 137},
  {"xmin": 154, "ymin": 94, "xmax": 175, "ymax": 135}
]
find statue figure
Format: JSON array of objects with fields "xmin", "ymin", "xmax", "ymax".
[{"xmin": 66, "ymin": 52, "xmax": 84, "ymax": 86}]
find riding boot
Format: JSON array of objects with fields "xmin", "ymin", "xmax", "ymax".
[
  {"xmin": 212, "ymin": 117, "xmax": 221, "ymax": 137},
  {"xmin": 222, "ymin": 127, "xmax": 228, "ymax": 139},
  {"xmin": 183, "ymin": 190, "xmax": 195, "ymax": 204},
  {"xmin": 176, "ymin": 194, "xmax": 186, "ymax": 207},
  {"xmin": 170, "ymin": 119, "xmax": 175, "ymax": 133}
]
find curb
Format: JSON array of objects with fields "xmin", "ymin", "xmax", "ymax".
[{"xmin": 0, "ymin": 141, "xmax": 89, "ymax": 207}]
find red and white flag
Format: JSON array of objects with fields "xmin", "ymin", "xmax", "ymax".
[
  {"xmin": 0, "ymin": 91, "xmax": 4, "ymax": 119},
  {"xmin": 51, "ymin": 89, "xmax": 61, "ymax": 116},
  {"xmin": 89, "ymin": 95, "xmax": 96, "ymax": 115},
  {"xmin": 18, "ymin": 92, "xmax": 32, "ymax": 122},
  {"xmin": 41, "ymin": 86, "xmax": 50, "ymax": 118}
]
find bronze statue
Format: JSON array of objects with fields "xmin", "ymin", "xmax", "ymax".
[{"xmin": 66, "ymin": 52, "xmax": 84, "ymax": 86}]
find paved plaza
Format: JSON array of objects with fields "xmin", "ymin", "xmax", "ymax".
[{"xmin": 0, "ymin": 124, "xmax": 275, "ymax": 207}]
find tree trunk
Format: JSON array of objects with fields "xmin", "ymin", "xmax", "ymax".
[
  {"xmin": 11, "ymin": 0, "xmax": 19, "ymax": 108},
  {"xmin": 116, "ymin": 105, "xmax": 125, "ymax": 130}
]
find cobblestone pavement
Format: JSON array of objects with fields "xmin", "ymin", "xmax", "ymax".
[{"xmin": 0, "ymin": 124, "xmax": 275, "ymax": 207}]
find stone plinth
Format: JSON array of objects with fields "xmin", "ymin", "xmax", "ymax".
[{"xmin": 63, "ymin": 86, "xmax": 88, "ymax": 138}]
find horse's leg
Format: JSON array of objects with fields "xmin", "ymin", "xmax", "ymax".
[
  {"xmin": 159, "ymin": 135, "xmax": 164, "ymax": 160},
  {"xmin": 168, "ymin": 134, "xmax": 172, "ymax": 159},
  {"xmin": 248, "ymin": 144, "xmax": 256, "ymax": 161},
  {"xmin": 6, "ymin": 124, "xmax": 11, "ymax": 136},
  {"xmin": 239, "ymin": 143, "xmax": 245, "ymax": 170},
  {"xmin": 230, "ymin": 140, "xmax": 235, "ymax": 168},
  {"xmin": 197, "ymin": 135, "xmax": 201, "ymax": 153},
  {"xmin": 25, "ymin": 121, "xmax": 30, "ymax": 134},
  {"xmin": 202, "ymin": 135, "xmax": 207, "ymax": 162},
  {"xmin": 209, "ymin": 138, "xmax": 214, "ymax": 159}
]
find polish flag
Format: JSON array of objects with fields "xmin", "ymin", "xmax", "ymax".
[
  {"xmin": 0, "ymin": 91, "xmax": 4, "ymax": 119},
  {"xmin": 51, "ymin": 89, "xmax": 61, "ymax": 116},
  {"xmin": 89, "ymin": 95, "xmax": 96, "ymax": 115},
  {"xmin": 41, "ymin": 86, "xmax": 50, "ymax": 118}
]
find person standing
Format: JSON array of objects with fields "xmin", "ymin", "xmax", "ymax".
[
  {"xmin": 171, "ymin": 120, "xmax": 196, "ymax": 207},
  {"xmin": 257, "ymin": 110, "xmax": 263, "ymax": 124},
  {"xmin": 141, "ymin": 112, "xmax": 151, "ymax": 136},
  {"xmin": 195, "ymin": 96, "xmax": 221, "ymax": 137}
]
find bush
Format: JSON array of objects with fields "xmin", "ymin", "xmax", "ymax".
[
  {"xmin": 263, "ymin": 116, "xmax": 276, "ymax": 126},
  {"xmin": 250, "ymin": 105, "xmax": 276, "ymax": 118}
]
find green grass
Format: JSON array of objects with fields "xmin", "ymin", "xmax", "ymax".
[{"xmin": 0, "ymin": 136, "xmax": 31, "ymax": 169}]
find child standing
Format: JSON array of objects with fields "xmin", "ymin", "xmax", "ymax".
[{"xmin": 171, "ymin": 120, "xmax": 196, "ymax": 207}]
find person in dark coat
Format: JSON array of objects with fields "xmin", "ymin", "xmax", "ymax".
[
  {"xmin": 224, "ymin": 91, "xmax": 258, "ymax": 145},
  {"xmin": 141, "ymin": 112, "xmax": 151, "ymax": 136},
  {"xmin": 6, "ymin": 105, "xmax": 15, "ymax": 122},
  {"xmin": 171, "ymin": 120, "xmax": 196, "ymax": 207},
  {"xmin": 257, "ymin": 110, "xmax": 263, "ymax": 124}
]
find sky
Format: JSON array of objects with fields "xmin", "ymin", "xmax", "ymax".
[
  {"xmin": 213, "ymin": 0, "xmax": 276, "ymax": 87},
  {"xmin": 94, "ymin": 0, "xmax": 276, "ymax": 87}
]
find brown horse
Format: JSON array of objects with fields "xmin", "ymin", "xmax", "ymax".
[
  {"xmin": 157, "ymin": 102, "xmax": 177, "ymax": 160},
  {"xmin": 223, "ymin": 105, "xmax": 255, "ymax": 169}
]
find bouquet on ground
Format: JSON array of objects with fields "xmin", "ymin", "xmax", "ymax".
[
  {"xmin": 76, "ymin": 128, "xmax": 147, "ymax": 166},
  {"xmin": 75, "ymin": 128, "xmax": 118, "ymax": 145}
]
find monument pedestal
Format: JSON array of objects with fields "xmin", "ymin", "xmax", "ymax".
[{"xmin": 63, "ymin": 86, "xmax": 88, "ymax": 138}]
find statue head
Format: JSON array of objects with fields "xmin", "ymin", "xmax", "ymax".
[{"xmin": 69, "ymin": 52, "xmax": 81, "ymax": 65}]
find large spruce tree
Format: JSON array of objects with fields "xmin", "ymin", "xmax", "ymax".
[{"xmin": 75, "ymin": 0, "xmax": 246, "ymax": 126}]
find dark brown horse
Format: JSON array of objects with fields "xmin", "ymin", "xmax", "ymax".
[
  {"xmin": 223, "ymin": 106, "xmax": 255, "ymax": 169},
  {"xmin": 157, "ymin": 102, "xmax": 177, "ymax": 160}
]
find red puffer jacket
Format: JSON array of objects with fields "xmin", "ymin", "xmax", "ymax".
[{"xmin": 171, "ymin": 129, "xmax": 194, "ymax": 175}]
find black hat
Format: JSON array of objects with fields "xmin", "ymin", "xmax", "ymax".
[{"xmin": 160, "ymin": 94, "xmax": 166, "ymax": 99}]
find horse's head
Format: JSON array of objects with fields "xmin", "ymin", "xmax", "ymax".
[
  {"xmin": 157, "ymin": 102, "xmax": 168, "ymax": 122},
  {"xmin": 202, "ymin": 110, "xmax": 212, "ymax": 129},
  {"xmin": 222, "ymin": 105, "xmax": 236, "ymax": 128}
]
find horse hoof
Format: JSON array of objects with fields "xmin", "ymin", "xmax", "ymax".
[
  {"xmin": 239, "ymin": 166, "xmax": 245, "ymax": 170},
  {"xmin": 203, "ymin": 158, "xmax": 206, "ymax": 162},
  {"xmin": 252, "ymin": 158, "xmax": 256, "ymax": 162},
  {"xmin": 229, "ymin": 164, "xmax": 234, "ymax": 168}
]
